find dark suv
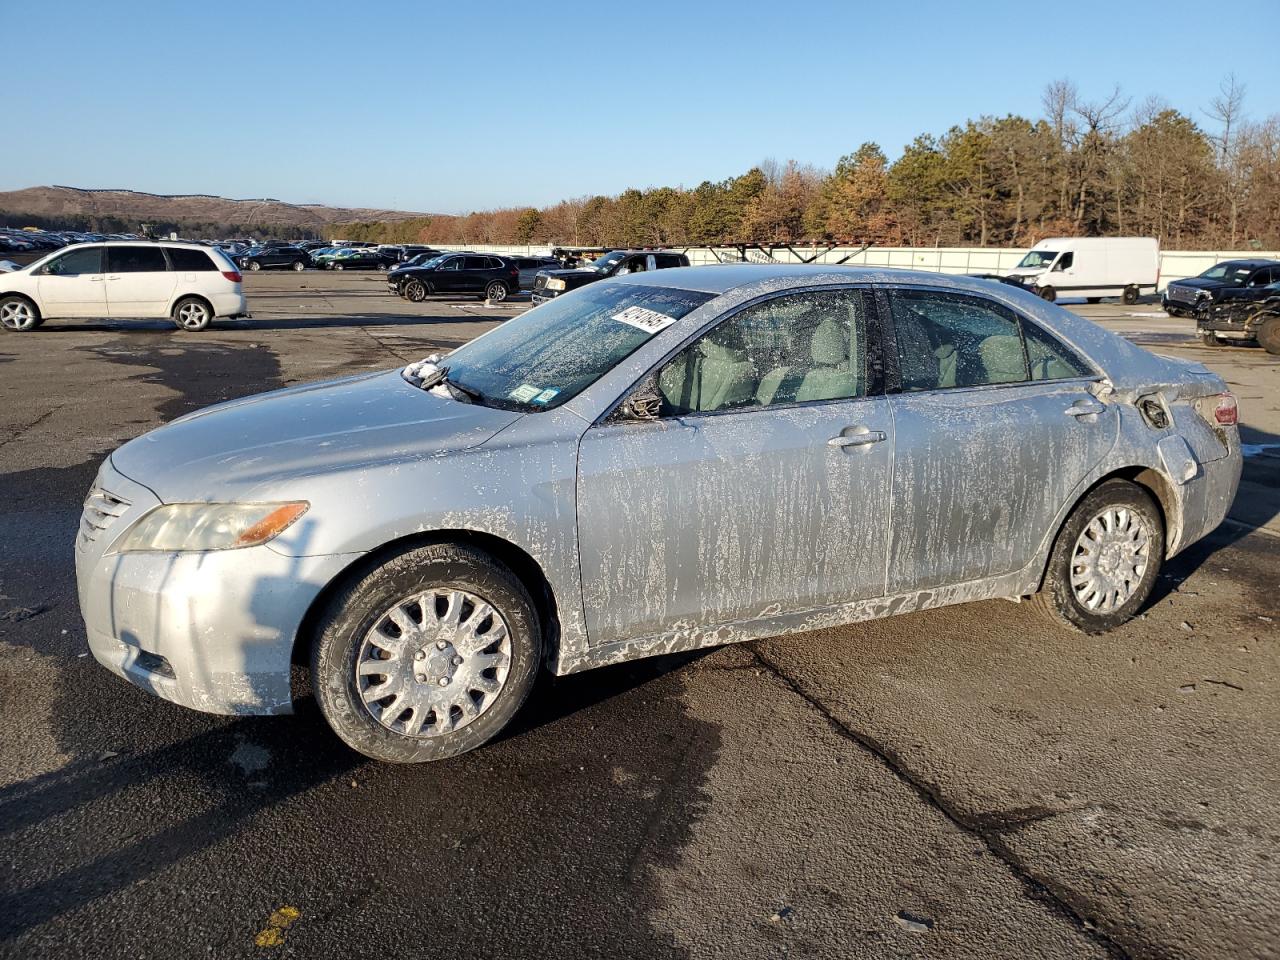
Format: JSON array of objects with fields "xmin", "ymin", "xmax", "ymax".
[
  {"xmin": 238, "ymin": 245, "xmax": 310, "ymax": 272},
  {"xmin": 1162, "ymin": 259, "xmax": 1280, "ymax": 318},
  {"xmin": 531, "ymin": 249, "xmax": 690, "ymax": 304},
  {"xmin": 390, "ymin": 253, "xmax": 519, "ymax": 302}
]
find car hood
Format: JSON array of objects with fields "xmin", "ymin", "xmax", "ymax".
[
  {"xmin": 110, "ymin": 370, "xmax": 523, "ymax": 501},
  {"xmin": 1169, "ymin": 277, "xmax": 1228, "ymax": 291}
]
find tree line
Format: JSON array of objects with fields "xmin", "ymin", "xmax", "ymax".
[{"xmin": 334, "ymin": 76, "xmax": 1278, "ymax": 251}]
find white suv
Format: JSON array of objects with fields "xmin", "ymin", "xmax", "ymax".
[{"xmin": 0, "ymin": 242, "xmax": 249, "ymax": 333}]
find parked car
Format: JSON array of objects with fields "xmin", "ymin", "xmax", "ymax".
[
  {"xmin": 238, "ymin": 245, "xmax": 310, "ymax": 271},
  {"xmin": 531, "ymin": 249, "xmax": 690, "ymax": 304},
  {"xmin": 1005, "ymin": 237, "xmax": 1159, "ymax": 304},
  {"xmin": 326, "ymin": 248, "xmax": 399, "ymax": 271},
  {"xmin": 512, "ymin": 255, "xmax": 561, "ymax": 290},
  {"xmin": 1162, "ymin": 259, "xmax": 1280, "ymax": 318},
  {"xmin": 1, "ymin": 241, "xmax": 247, "ymax": 332},
  {"xmin": 1194, "ymin": 280, "xmax": 1280, "ymax": 353},
  {"xmin": 391, "ymin": 253, "xmax": 519, "ymax": 301},
  {"xmin": 74, "ymin": 265, "xmax": 1240, "ymax": 762}
]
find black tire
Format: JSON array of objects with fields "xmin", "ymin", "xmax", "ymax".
[
  {"xmin": 293, "ymin": 260, "xmax": 306, "ymax": 272},
  {"xmin": 1030, "ymin": 479, "xmax": 1164, "ymax": 635},
  {"xmin": 1255, "ymin": 315, "xmax": 1280, "ymax": 355},
  {"xmin": 334, "ymin": 263, "xmax": 345, "ymax": 271},
  {"xmin": 1198, "ymin": 330, "xmax": 1220, "ymax": 347},
  {"xmin": 248, "ymin": 260, "xmax": 261, "ymax": 272},
  {"xmin": 405, "ymin": 279, "xmax": 429, "ymax": 302},
  {"xmin": 0, "ymin": 294, "xmax": 41, "ymax": 332},
  {"xmin": 1164, "ymin": 305, "xmax": 1184, "ymax": 318},
  {"xmin": 485, "ymin": 280, "xmax": 509, "ymax": 303},
  {"xmin": 1038, "ymin": 286, "xmax": 1057, "ymax": 302},
  {"xmin": 1122, "ymin": 285, "xmax": 1139, "ymax": 305},
  {"xmin": 378, "ymin": 263, "xmax": 388, "ymax": 272},
  {"xmin": 172, "ymin": 296, "xmax": 213, "ymax": 332},
  {"xmin": 311, "ymin": 542, "xmax": 542, "ymax": 763}
]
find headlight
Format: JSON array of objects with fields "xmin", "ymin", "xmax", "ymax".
[
  {"xmin": 545, "ymin": 277, "xmax": 566, "ymax": 291},
  {"xmin": 117, "ymin": 502, "xmax": 308, "ymax": 553}
]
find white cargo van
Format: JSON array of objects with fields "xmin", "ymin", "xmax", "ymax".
[{"xmin": 1006, "ymin": 237, "xmax": 1159, "ymax": 304}]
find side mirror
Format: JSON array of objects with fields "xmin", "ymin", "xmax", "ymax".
[{"xmin": 616, "ymin": 380, "xmax": 663, "ymax": 422}]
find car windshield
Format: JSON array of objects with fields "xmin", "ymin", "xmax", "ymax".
[
  {"xmin": 419, "ymin": 255, "xmax": 447, "ymax": 268},
  {"xmin": 431, "ymin": 283, "xmax": 714, "ymax": 411},
  {"xmin": 1017, "ymin": 250, "xmax": 1058, "ymax": 268},
  {"xmin": 590, "ymin": 251, "xmax": 628, "ymax": 273},
  {"xmin": 1199, "ymin": 263, "xmax": 1256, "ymax": 285}
]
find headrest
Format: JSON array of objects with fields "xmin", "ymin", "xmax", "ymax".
[{"xmin": 810, "ymin": 319, "xmax": 847, "ymax": 365}]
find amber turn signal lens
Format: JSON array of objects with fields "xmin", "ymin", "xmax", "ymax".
[{"xmin": 233, "ymin": 502, "xmax": 309, "ymax": 547}]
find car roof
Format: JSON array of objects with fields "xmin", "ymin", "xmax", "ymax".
[
  {"xmin": 607, "ymin": 262, "xmax": 997, "ymax": 295},
  {"xmin": 1216, "ymin": 258, "xmax": 1280, "ymax": 268}
]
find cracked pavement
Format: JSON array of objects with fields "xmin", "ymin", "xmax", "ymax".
[{"xmin": 0, "ymin": 273, "xmax": 1276, "ymax": 959}]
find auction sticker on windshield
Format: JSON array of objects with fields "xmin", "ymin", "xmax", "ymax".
[
  {"xmin": 612, "ymin": 306, "xmax": 677, "ymax": 334},
  {"xmin": 509, "ymin": 384, "xmax": 542, "ymax": 402}
]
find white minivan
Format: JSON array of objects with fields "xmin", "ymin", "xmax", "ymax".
[
  {"xmin": 1006, "ymin": 237, "xmax": 1159, "ymax": 304},
  {"xmin": 0, "ymin": 241, "xmax": 249, "ymax": 333}
]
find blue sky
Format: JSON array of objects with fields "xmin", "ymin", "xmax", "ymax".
[{"xmin": 7, "ymin": 0, "xmax": 1277, "ymax": 214}]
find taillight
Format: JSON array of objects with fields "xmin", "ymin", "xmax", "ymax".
[
  {"xmin": 1214, "ymin": 393, "xmax": 1238, "ymax": 425},
  {"xmin": 221, "ymin": 270, "xmax": 242, "ymax": 283}
]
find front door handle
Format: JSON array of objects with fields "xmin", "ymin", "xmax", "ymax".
[
  {"xmin": 1065, "ymin": 399, "xmax": 1106, "ymax": 418},
  {"xmin": 828, "ymin": 427, "xmax": 886, "ymax": 448}
]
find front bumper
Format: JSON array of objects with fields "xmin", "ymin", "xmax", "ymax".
[
  {"xmin": 531, "ymin": 290, "xmax": 560, "ymax": 305},
  {"xmin": 75, "ymin": 458, "xmax": 361, "ymax": 715}
]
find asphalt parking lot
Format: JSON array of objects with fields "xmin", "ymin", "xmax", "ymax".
[{"xmin": 1, "ymin": 271, "xmax": 1277, "ymax": 959}]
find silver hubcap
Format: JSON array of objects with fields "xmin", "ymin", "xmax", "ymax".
[
  {"xmin": 489, "ymin": 285, "xmax": 506, "ymax": 301},
  {"xmin": 1071, "ymin": 507, "xmax": 1150, "ymax": 613},
  {"xmin": 177, "ymin": 303, "xmax": 207, "ymax": 328},
  {"xmin": 356, "ymin": 588, "xmax": 512, "ymax": 738},
  {"xmin": 1, "ymin": 301, "xmax": 34, "ymax": 330}
]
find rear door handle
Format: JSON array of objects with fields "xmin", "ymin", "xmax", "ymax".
[
  {"xmin": 828, "ymin": 427, "xmax": 886, "ymax": 448},
  {"xmin": 1065, "ymin": 399, "xmax": 1106, "ymax": 418}
]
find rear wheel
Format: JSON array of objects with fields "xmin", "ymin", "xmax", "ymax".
[
  {"xmin": 1122, "ymin": 285, "xmax": 1140, "ymax": 305},
  {"xmin": 1038, "ymin": 286, "xmax": 1057, "ymax": 302},
  {"xmin": 1256, "ymin": 314, "xmax": 1280, "ymax": 355},
  {"xmin": 0, "ymin": 295, "xmax": 40, "ymax": 332},
  {"xmin": 485, "ymin": 280, "xmax": 508, "ymax": 302},
  {"xmin": 1031, "ymin": 479, "xmax": 1163, "ymax": 634},
  {"xmin": 311, "ymin": 542, "xmax": 542, "ymax": 763},
  {"xmin": 405, "ymin": 279, "xmax": 429, "ymax": 302},
  {"xmin": 172, "ymin": 296, "xmax": 212, "ymax": 332}
]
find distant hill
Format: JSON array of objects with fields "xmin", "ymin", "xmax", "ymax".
[{"xmin": 0, "ymin": 185, "xmax": 434, "ymax": 238}]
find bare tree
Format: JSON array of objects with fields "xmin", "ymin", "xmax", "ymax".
[{"xmin": 1206, "ymin": 73, "xmax": 1246, "ymax": 164}]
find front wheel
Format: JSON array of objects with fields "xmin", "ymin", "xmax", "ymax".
[
  {"xmin": 311, "ymin": 542, "xmax": 542, "ymax": 763},
  {"xmin": 1038, "ymin": 286, "xmax": 1057, "ymax": 302},
  {"xmin": 334, "ymin": 263, "xmax": 345, "ymax": 271},
  {"xmin": 485, "ymin": 280, "xmax": 509, "ymax": 302},
  {"xmin": 1255, "ymin": 315, "xmax": 1280, "ymax": 355},
  {"xmin": 1198, "ymin": 330, "xmax": 1220, "ymax": 347},
  {"xmin": 404, "ymin": 279, "xmax": 429, "ymax": 302},
  {"xmin": 293, "ymin": 260, "xmax": 306, "ymax": 272},
  {"xmin": 0, "ymin": 295, "xmax": 41, "ymax": 332},
  {"xmin": 248, "ymin": 260, "xmax": 261, "ymax": 272},
  {"xmin": 172, "ymin": 296, "xmax": 212, "ymax": 332},
  {"xmin": 1031, "ymin": 479, "xmax": 1164, "ymax": 634}
]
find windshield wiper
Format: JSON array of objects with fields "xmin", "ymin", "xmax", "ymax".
[{"xmin": 403, "ymin": 359, "xmax": 485, "ymax": 405}]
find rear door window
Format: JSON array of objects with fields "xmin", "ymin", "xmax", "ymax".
[
  {"xmin": 167, "ymin": 248, "xmax": 217, "ymax": 271},
  {"xmin": 464, "ymin": 256, "xmax": 490, "ymax": 270},
  {"xmin": 888, "ymin": 289, "xmax": 1028, "ymax": 390},
  {"xmin": 107, "ymin": 246, "xmax": 169, "ymax": 273}
]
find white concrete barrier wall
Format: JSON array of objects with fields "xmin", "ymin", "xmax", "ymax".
[{"xmin": 430, "ymin": 244, "xmax": 1280, "ymax": 292}]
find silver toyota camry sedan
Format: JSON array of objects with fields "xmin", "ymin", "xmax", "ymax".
[{"xmin": 75, "ymin": 265, "xmax": 1242, "ymax": 762}]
